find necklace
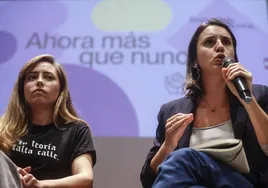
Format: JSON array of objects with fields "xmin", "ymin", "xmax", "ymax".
[{"xmin": 202, "ymin": 98, "xmax": 228, "ymax": 112}]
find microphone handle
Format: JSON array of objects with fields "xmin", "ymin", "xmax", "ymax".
[{"xmin": 232, "ymin": 76, "xmax": 252, "ymax": 103}]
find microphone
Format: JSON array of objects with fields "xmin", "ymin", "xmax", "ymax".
[{"xmin": 222, "ymin": 57, "xmax": 252, "ymax": 103}]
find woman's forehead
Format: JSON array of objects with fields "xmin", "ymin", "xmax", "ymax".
[
  {"xmin": 28, "ymin": 62, "xmax": 57, "ymax": 74},
  {"xmin": 199, "ymin": 25, "xmax": 232, "ymax": 39}
]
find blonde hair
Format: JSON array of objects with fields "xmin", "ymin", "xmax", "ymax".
[{"xmin": 0, "ymin": 54, "xmax": 89, "ymax": 153}]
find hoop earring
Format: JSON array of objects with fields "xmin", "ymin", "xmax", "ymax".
[{"xmin": 193, "ymin": 63, "xmax": 201, "ymax": 81}]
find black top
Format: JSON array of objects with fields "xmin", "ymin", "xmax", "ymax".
[{"xmin": 10, "ymin": 122, "xmax": 96, "ymax": 180}]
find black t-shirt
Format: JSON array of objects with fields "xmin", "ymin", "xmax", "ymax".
[{"xmin": 10, "ymin": 122, "xmax": 96, "ymax": 180}]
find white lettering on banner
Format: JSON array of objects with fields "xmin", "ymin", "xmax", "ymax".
[{"xmin": 24, "ymin": 32, "xmax": 187, "ymax": 68}]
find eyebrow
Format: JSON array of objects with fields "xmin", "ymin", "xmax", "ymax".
[
  {"xmin": 28, "ymin": 71, "xmax": 55, "ymax": 74},
  {"xmin": 27, "ymin": 71, "xmax": 56, "ymax": 77},
  {"xmin": 203, "ymin": 35, "xmax": 232, "ymax": 40}
]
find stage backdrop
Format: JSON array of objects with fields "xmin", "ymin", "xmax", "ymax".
[{"xmin": 1, "ymin": 0, "xmax": 268, "ymax": 187}]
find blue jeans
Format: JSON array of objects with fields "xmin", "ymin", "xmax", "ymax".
[{"xmin": 152, "ymin": 148, "xmax": 254, "ymax": 188}]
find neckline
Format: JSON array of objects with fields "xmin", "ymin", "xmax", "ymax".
[
  {"xmin": 28, "ymin": 122, "xmax": 55, "ymax": 134},
  {"xmin": 31, "ymin": 122, "xmax": 54, "ymax": 127},
  {"xmin": 193, "ymin": 120, "xmax": 232, "ymax": 130}
]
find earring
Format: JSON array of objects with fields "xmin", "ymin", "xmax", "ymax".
[{"xmin": 193, "ymin": 63, "xmax": 201, "ymax": 81}]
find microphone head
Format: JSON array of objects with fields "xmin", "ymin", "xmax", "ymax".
[{"xmin": 222, "ymin": 57, "xmax": 235, "ymax": 68}]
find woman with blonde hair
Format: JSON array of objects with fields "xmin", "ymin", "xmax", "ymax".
[{"xmin": 0, "ymin": 54, "xmax": 96, "ymax": 188}]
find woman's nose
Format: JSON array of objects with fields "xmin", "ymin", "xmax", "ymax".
[
  {"xmin": 215, "ymin": 40, "xmax": 224, "ymax": 52},
  {"xmin": 36, "ymin": 76, "xmax": 44, "ymax": 86}
]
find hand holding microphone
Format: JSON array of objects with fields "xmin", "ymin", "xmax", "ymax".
[{"xmin": 222, "ymin": 57, "xmax": 252, "ymax": 103}]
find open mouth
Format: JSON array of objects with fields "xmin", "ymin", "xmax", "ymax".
[
  {"xmin": 215, "ymin": 54, "xmax": 225, "ymax": 59},
  {"xmin": 215, "ymin": 54, "xmax": 225, "ymax": 66}
]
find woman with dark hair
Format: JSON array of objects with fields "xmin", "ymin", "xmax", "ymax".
[
  {"xmin": 140, "ymin": 18, "xmax": 268, "ymax": 188},
  {"xmin": 0, "ymin": 54, "xmax": 96, "ymax": 188}
]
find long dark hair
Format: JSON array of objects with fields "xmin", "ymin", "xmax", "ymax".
[{"xmin": 184, "ymin": 18, "xmax": 239, "ymax": 99}]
